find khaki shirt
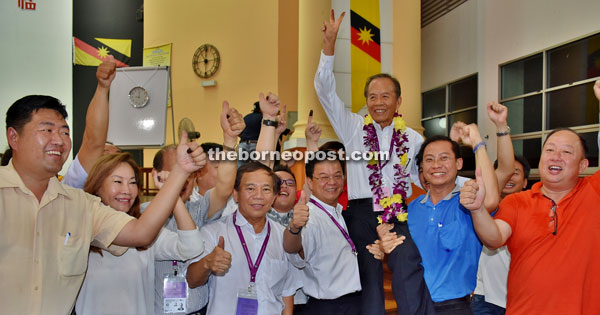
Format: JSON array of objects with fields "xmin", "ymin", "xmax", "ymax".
[{"xmin": 0, "ymin": 162, "xmax": 134, "ymax": 315}]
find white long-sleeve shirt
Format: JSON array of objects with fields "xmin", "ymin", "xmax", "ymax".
[
  {"xmin": 314, "ymin": 51, "xmax": 424, "ymax": 200},
  {"xmin": 75, "ymin": 228, "xmax": 204, "ymax": 315}
]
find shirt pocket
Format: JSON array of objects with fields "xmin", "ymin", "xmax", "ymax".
[
  {"xmin": 438, "ymin": 220, "xmax": 465, "ymax": 251},
  {"xmin": 57, "ymin": 234, "xmax": 89, "ymax": 276}
]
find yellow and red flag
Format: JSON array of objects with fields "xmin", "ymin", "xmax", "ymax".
[
  {"xmin": 73, "ymin": 37, "xmax": 131, "ymax": 67},
  {"xmin": 350, "ymin": 0, "xmax": 381, "ymax": 112}
]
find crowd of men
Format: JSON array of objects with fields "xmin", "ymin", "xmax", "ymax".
[{"xmin": 1, "ymin": 9, "xmax": 600, "ymax": 315}]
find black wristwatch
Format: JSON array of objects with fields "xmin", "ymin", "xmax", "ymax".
[
  {"xmin": 262, "ymin": 119, "xmax": 278, "ymax": 127},
  {"xmin": 288, "ymin": 225, "xmax": 302, "ymax": 235}
]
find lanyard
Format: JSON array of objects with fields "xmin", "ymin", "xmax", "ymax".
[
  {"xmin": 233, "ymin": 211, "xmax": 271, "ymax": 283},
  {"xmin": 309, "ymin": 199, "xmax": 357, "ymax": 255},
  {"xmin": 379, "ymin": 138, "xmax": 395, "ymax": 169}
]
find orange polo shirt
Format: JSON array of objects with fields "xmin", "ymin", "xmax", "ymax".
[{"xmin": 496, "ymin": 171, "xmax": 600, "ymax": 315}]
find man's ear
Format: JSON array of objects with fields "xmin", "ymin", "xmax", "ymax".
[
  {"xmin": 395, "ymin": 96, "xmax": 402, "ymax": 112},
  {"xmin": 579, "ymin": 158, "xmax": 589, "ymax": 173},
  {"xmin": 233, "ymin": 189, "xmax": 239, "ymax": 203},
  {"xmin": 522, "ymin": 178, "xmax": 528, "ymax": 190},
  {"xmin": 456, "ymin": 157, "xmax": 463, "ymax": 171},
  {"xmin": 6, "ymin": 127, "xmax": 19, "ymax": 151}
]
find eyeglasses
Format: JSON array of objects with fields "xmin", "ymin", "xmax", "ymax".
[
  {"xmin": 278, "ymin": 179, "xmax": 296, "ymax": 187},
  {"xmin": 549, "ymin": 200, "xmax": 558, "ymax": 236},
  {"xmin": 313, "ymin": 174, "xmax": 344, "ymax": 183}
]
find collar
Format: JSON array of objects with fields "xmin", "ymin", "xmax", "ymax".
[
  {"xmin": 0, "ymin": 161, "xmax": 70, "ymax": 199},
  {"xmin": 234, "ymin": 210, "xmax": 268, "ymax": 236},
  {"xmin": 373, "ymin": 120, "xmax": 395, "ymax": 133},
  {"xmin": 530, "ymin": 179, "xmax": 584, "ymax": 203},
  {"xmin": 420, "ymin": 184, "xmax": 461, "ymax": 204},
  {"xmin": 310, "ymin": 195, "xmax": 342, "ymax": 215}
]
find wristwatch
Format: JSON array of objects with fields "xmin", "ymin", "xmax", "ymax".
[
  {"xmin": 262, "ymin": 119, "xmax": 278, "ymax": 127},
  {"xmin": 288, "ymin": 225, "xmax": 302, "ymax": 235},
  {"xmin": 496, "ymin": 126, "xmax": 511, "ymax": 137},
  {"xmin": 223, "ymin": 143, "xmax": 239, "ymax": 152}
]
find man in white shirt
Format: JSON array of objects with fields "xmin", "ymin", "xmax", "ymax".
[
  {"xmin": 283, "ymin": 152, "xmax": 361, "ymax": 314},
  {"xmin": 186, "ymin": 162, "xmax": 300, "ymax": 315},
  {"xmin": 315, "ymin": 10, "xmax": 432, "ymax": 314}
]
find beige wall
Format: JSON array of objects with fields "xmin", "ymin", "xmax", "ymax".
[{"xmin": 144, "ymin": 0, "xmax": 288, "ymax": 166}]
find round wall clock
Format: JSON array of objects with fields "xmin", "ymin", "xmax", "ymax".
[
  {"xmin": 192, "ymin": 44, "xmax": 220, "ymax": 78},
  {"xmin": 128, "ymin": 86, "xmax": 149, "ymax": 108}
]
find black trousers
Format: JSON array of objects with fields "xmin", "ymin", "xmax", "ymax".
[
  {"xmin": 344, "ymin": 198, "xmax": 435, "ymax": 315},
  {"xmin": 295, "ymin": 292, "xmax": 361, "ymax": 315},
  {"xmin": 434, "ymin": 296, "xmax": 473, "ymax": 315}
]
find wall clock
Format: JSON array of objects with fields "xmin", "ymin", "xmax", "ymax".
[{"xmin": 192, "ymin": 44, "xmax": 220, "ymax": 78}]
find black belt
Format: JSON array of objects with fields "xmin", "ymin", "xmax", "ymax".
[{"xmin": 433, "ymin": 295, "xmax": 471, "ymax": 307}]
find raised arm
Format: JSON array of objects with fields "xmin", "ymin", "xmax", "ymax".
[
  {"xmin": 152, "ymin": 170, "xmax": 197, "ymax": 231},
  {"xmin": 460, "ymin": 170, "xmax": 512, "ymax": 249},
  {"xmin": 322, "ymin": 9, "xmax": 345, "ymax": 56},
  {"xmin": 207, "ymin": 101, "xmax": 245, "ymax": 218},
  {"xmin": 255, "ymin": 92, "xmax": 281, "ymax": 167},
  {"xmin": 112, "ymin": 132, "xmax": 207, "ymax": 247},
  {"xmin": 487, "ymin": 102, "xmax": 515, "ymax": 190},
  {"xmin": 78, "ymin": 56, "xmax": 117, "ymax": 172},
  {"xmin": 305, "ymin": 110, "xmax": 322, "ymax": 152},
  {"xmin": 459, "ymin": 124, "xmax": 500, "ymax": 212}
]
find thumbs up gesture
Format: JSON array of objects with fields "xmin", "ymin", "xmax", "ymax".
[
  {"xmin": 460, "ymin": 168, "xmax": 486, "ymax": 211},
  {"xmin": 204, "ymin": 236, "xmax": 232, "ymax": 276},
  {"xmin": 290, "ymin": 191, "xmax": 309, "ymax": 232}
]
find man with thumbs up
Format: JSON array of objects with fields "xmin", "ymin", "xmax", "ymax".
[
  {"xmin": 283, "ymin": 152, "xmax": 361, "ymax": 314},
  {"xmin": 186, "ymin": 162, "xmax": 301, "ymax": 315}
]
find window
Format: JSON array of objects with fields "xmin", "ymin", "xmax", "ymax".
[
  {"xmin": 500, "ymin": 32, "xmax": 600, "ymax": 176},
  {"xmin": 422, "ymin": 74, "xmax": 478, "ymax": 171}
]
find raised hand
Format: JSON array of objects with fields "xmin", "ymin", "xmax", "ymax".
[
  {"xmin": 322, "ymin": 9, "xmax": 346, "ymax": 55},
  {"xmin": 221, "ymin": 101, "xmax": 245, "ymax": 141},
  {"xmin": 290, "ymin": 191, "xmax": 309, "ymax": 232},
  {"xmin": 594, "ymin": 79, "xmax": 600, "ymax": 102},
  {"xmin": 275, "ymin": 104, "xmax": 288, "ymax": 137},
  {"xmin": 176, "ymin": 131, "xmax": 207, "ymax": 173},
  {"xmin": 305, "ymin": 109, "xmax": 322, "ymax": 145},
  {"xmin": 204, "ymin": 236, "xmax": 232, "ymax": 276},
  {"xmin": 487, "ymin": 102, "xmax": 508, "ymax": 128},
  {"xmin": 460, "ymin": 123, "xmax": 484, "ymax": 148},
  {"xmin": 259, "ymin": 92, "xmax": 281, "ymax": 120},
  {"xmin": 376, "ymin": 223, "xmax": 406, "ymax": 254},
  {"xmin": 151, "ymin": 170, "xmax": 170, "ymax": 190},
  {"xmin": 367, "ymin": 240, "xmax": 384, "ymax": 261},
  {"xmin": 460, "ymin": 168, "xmax": 486, "ymax": 211},
  {"xmin": 96, "ymin": 55, "xmax": 117, "ymax": 89},
  {"xmin": 449, "ymin": 121, "xmax": 467, "ymax": 144}
]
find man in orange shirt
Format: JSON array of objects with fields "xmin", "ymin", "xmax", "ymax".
[{"xmin": 460, "ymin": 80, "xmax": 600, "ymax": 314}]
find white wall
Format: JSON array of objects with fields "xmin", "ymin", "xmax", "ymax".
[
  {"xmin": 0, "ymin": 0, "xmax": 73, "ymax": 171},
  {"xmin": 422, "ymin": 0, "xmax": 600, "ymax": 160}
]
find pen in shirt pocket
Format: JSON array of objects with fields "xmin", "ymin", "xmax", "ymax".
[{"xmin": 64, "ymin": 232, "xmax": 71, "ymax": 245}]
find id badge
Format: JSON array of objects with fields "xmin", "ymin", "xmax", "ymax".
[
  {"xmin": 163, "ymin": 274, "xmax": 188, "ymax": 313},
  {"xmin": 373, "ymin": 187, "xmax": 391, "ymax": 212},
  {"xmin": 235, "ymin": 285, "xmax": 258, "ymax": 315}
]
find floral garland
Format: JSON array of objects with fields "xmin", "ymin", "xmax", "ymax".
[{"xmin": 363, "ymin": 113, "xmax": 410, "ymax": 223}]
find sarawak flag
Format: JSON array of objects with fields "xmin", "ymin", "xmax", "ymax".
[
  {"xmin": 73, "ymin": 37, "xmax": 131, "ymax": 67},
  {"xmin": 350, "ymin": 0, "xmax": 381, "ymax": 113}
]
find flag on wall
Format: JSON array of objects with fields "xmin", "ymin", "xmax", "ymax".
[
  {"xmin": 350, "ymin": 0, "xmax": 381, "ymax": 113},
  {"xmin": 73, "ymin": 37, "xmax": 131, "ymax": 67}
]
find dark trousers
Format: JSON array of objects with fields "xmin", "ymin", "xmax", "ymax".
[
  {"xmin": 295, "ymin": 292, "xmax": 361, "ymax": 315},
  {"xmin": 434, "ymin": 296, "xmax": 473, "ymax": 315},
  {"xmin": 344, "ymin": 198, "xmax": 435, "ymax": 315},
  {"xmin": 471, "ymin": 294, "xmax": 505, "ymax": 315}
]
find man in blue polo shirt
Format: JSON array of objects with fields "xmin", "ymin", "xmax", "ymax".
[{"xmin": 407, "ymin": 124, "xmax": 498, "ymax": 314}]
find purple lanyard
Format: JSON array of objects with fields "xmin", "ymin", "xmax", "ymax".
[
  {"xmin": 233, "ymin": 211, "xmax": 271, "ymax": 283},
  {"xmin": 309, "ymin": 199, "xmax": 357, "ymax": 255},
  {"xmin": 379, "ymin": 139, "xmax": 395, "ymax": 169}
]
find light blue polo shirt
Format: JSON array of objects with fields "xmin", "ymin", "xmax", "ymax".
[{"xmin": 407, "ymin": 185, "xmax": 482, "ymax": 302}]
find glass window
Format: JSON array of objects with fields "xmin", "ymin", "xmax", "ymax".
[
  {"xmin": 448, "ymin": 109, "xmax": 477, "ymax": 129},
  {"xmin": 580, "ymin": 131, "xmax": 599, "ymax": 167},
  {"xmin": 501, "ymin": 53, "xmax": 543, "ymax": 99},
  {"xmin": 513, "ymin": 138, "xmax": 542, "ymax": 170},
  {"xmin": 547, "ymin": 82, "xmax": 600, "ymax": 129},
  {"xmin": 422, "ymin": 87, "xmax": 445, "ymax": 118},
  {"xmin": 449, "ymin": 75, "xmax": 477, "ymax": 111},
  {"xmin": 504, "ymin": 94, "xmax": 543, "ymax": 134},
  {"xmin": 422, "ymin": 118, "xmax": 446, "ymax": 139},
  {"xmin": 547, "ymin": 33, "xmax": 600, "ymax": 88}
]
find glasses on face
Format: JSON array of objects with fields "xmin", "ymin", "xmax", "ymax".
[
  {"xmin": 278, "ymin": 178, "xmax": 296, "ymax": 187},
  {"xmin": 313, "ymin": 174, "xmax": 344, "ymax": 183}
]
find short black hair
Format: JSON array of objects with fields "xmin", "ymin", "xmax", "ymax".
[
  {"xmin": 416, "ymin": 135, "xmax": 461, "ymax": 167},
  {"xmin": 6, "ymin": 95, "xmax": 69, "ymax": 133},
  {"xmin": 234, "ymin": 162, "xmax": 280, "ymax": 194},
  {"xmin": 273, "ymin": 164, "xmax": 296, "ymax": 181},
  {"xmin": 305, "ymin": 150, "xmax": 346, "ymax": 179},
  {"xmin": 201, "ymin": 142, "xmax": 223, "ymax": 157},
  {"xmin": 364, "ymin": 73, "xmax": 402, "ymax": 99},
  {"xmin": 493, "ymin": 155, "xmax": 531, "ymax": 179},
  {"xmin": 152, "ymin": 144, "xmax": 177, "ymax": 171},
  {"xmin": 543, "ymin": 127, "xmax": 589, "ymax": 158},
  {"xmin": 251, "ymin": 101, "xmax": 261, "ymax": 114},
  {"xmin": 318, "ymin": 141, "xmax": 345, "ymax": 153}
]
